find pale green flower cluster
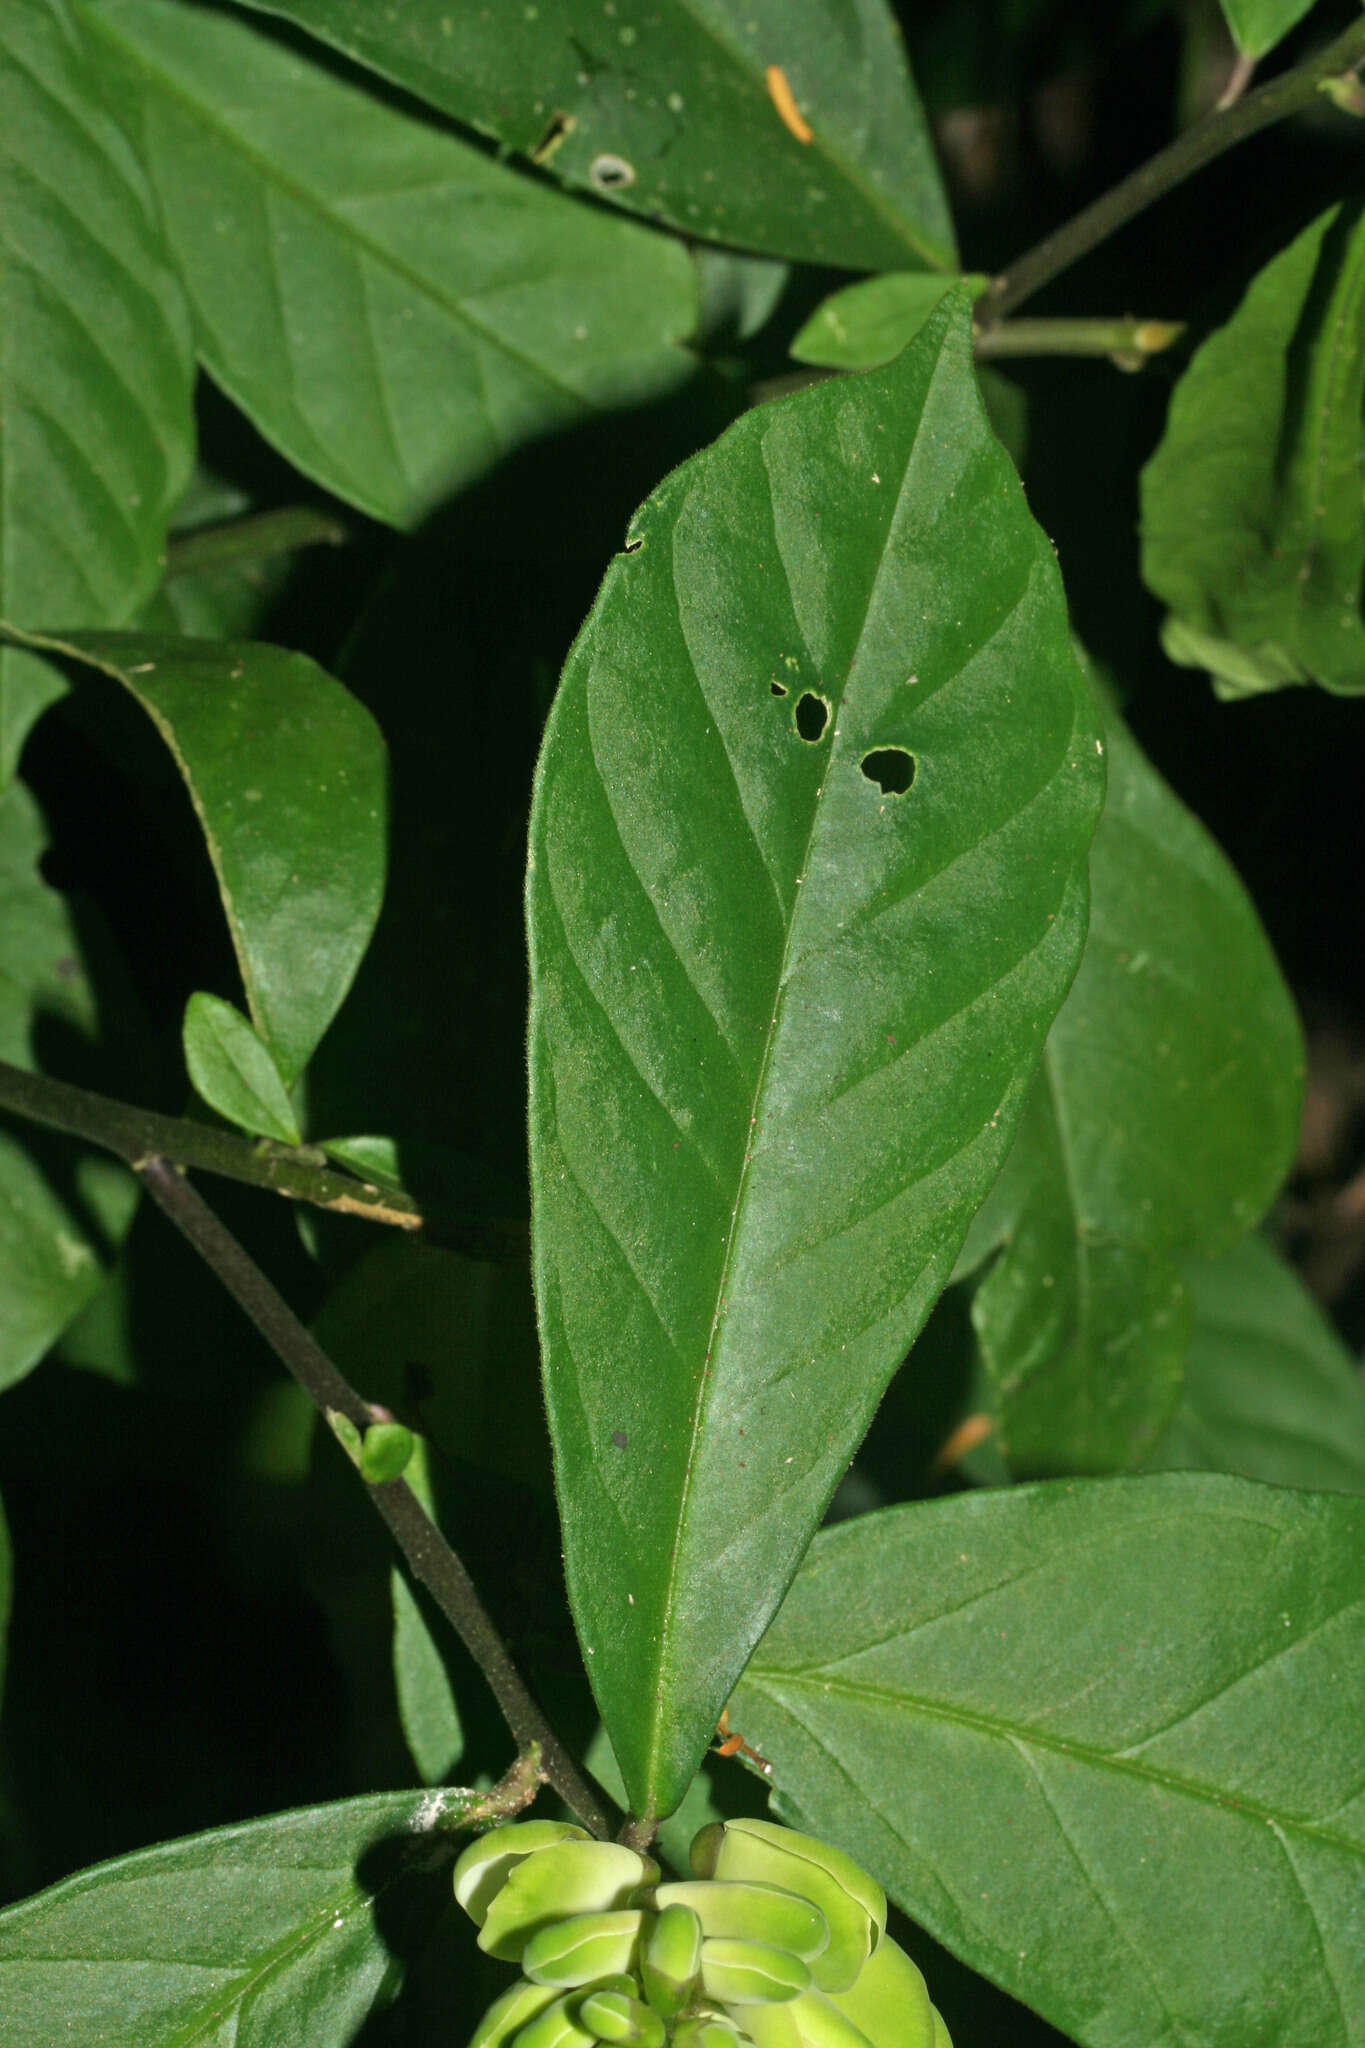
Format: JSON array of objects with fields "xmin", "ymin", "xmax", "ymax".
[{"xmin": 454, "ymin": 1815, "xmax": 953, "ymax": 2048}]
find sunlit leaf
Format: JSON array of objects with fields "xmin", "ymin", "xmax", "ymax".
[
  {"xmin": 734, "ymin": 1474, "xmax": 1365, "ymax": 2048},
  {"xmin": 82, "ymin": 0, "xmax": 699, "ymax": 526},
  {"xmin": 232, "ymin": 0, "xmax": 956, "ymax": 272},
  {"xmin": 0, "ymin": 0, "xmax": 194, "ymax": 782},
  {"xmin": 528, "ymin": 292, "xmax": 1104, "ymax": 1822}
]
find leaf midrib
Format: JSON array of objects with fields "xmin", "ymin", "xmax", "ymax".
[
  {"xmin": 748, "ymin": 1667, "xmax": 1365, "ymax": 1859},
  {"xmin": 640, "ymin": 322, "xmax": 952, "ymax": 1814},
  {"xmin": 86, "ymin": 5, "xmax": 615, "ymax": 415}
]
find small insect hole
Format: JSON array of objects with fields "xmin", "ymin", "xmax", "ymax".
[
  {"xmin": 860, "ymin": 746, "xmax": 916, "ymax": 795},
  {"xmin": 794, "ymin": 691, "xmax": 830, "ymax": 742},
  {"xmin": 532, "ymin": 111, "xmax": 576, "ymax": 165},
  {"xmin": 770, "ymin": 679, "xmax": 788, "ymax": 697},
  {"xmin": 590, "ymin": 153, "xmax": 636, "ymax": 191},
  {"xmin": 623, "ymin": 535, "xmax": 644, "ymax": 554}
]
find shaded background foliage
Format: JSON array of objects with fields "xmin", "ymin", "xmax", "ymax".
[{"xmin": 2, "ymin": 3, "xmax": 1364, "ymax": 2043}]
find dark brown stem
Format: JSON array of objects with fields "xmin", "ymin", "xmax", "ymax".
[
  {"xmin": 136, "ymin": 1155, "xmax": 616, "ymax": 1840},
  {"xmin": 979, "ymin": 18, "xmax": 1365, "ymax": 324},
  {"xmin": 0, "ymin": 1057, "xmax": 527, "ymax": 1261}
]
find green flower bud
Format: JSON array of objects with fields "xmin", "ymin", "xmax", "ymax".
[
  {"xmin": 577, "ymin": 1987, "xmax": 667, "ymax": 2047},
  {"xmin": 929, "ymin": 2007, "xmax": 952, "ymax": 2048},
  {"xmin": 640, "ymin": 1901, "xmax": 704, "ymax": 2018},
  {"xmin": 470, "ymin": 1978, "xmax": 561, "ymax": 2048},
  {"xmin": 359, "ymin": 1420, "xmax": 416, "ymax": 1483},
  {"xmin": 690, "ymin": 1824, "xmax": 884, "ymax": 1994},
  {"xmin": 454, "ymin": 1823, "xmax": 590, "ymax": 1926},
  {"xmin": 511, "ymin": 1991, "xmax": 599, "ymax": 2048},
  {"xmin": 522, "ymin": 1910, "xmax": 645, "ymax": 1987},
  {"xmin": 754, "ymin": 1993, "xmax": 872, "ymax": 2048},
  {"xmin": 655, "ymin": 1881, "xmax": 828, "ymax": 1964},
  {"xmin": 481, "ymin": 1843, "xmax": 658, "ymax": 1961},
  {"xmin": 699, "ymin": 1937, "xmax": 811, "ymax": 2006},
  {"xmin": 824, "ymin": 1936, "xmax": 934, "ymax": 2048},
  {"xmin": 671, "ymin": 2020, "xmax": 752, "ymax": 2048}
]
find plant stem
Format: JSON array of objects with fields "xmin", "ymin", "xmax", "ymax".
[
  {"xmin": 972, "ymin": 316, "xmax": 1185, "ymax": 362},
  {"xmin": 979, "ymin": 18, "xmax": 1365, "ymax": 323},
  {"xmin": 136, "ymin": 1154, "xmax": 616, "ymax": 1840},
  {"xmin": 0, "ymin": 1057, "xmax": 527, "ymax": 1260},
  {"xmin": 165, "ymin": 505, "xmax": 348, "ymax": 576}
]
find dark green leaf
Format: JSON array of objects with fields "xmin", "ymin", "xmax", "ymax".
[
  {"xmin": 1218, "ymin": 0, "xmax": 1317, "ymax": 59},
  {"xmin": 0, "ymin": 778, "xmax": 138, "ymax": 1391},
  {"xmin": 140, "ymin": 469, "xmax": 346, "ymax": 641},
  {"xmin": 392, "ymin": 1548, "xmax": 465, "ymax": 1785},
  {"xmin": 527, "ymin": 293, "xmax": 1104, "ymax": 1822},
  {"xmin": 961, "ymin": 700, "xmax": 1303, "ymax": 1474},
  {"xmin": 82, "ymin": 0, "xmax": 699, "ymax": 527},
  {"xmin": 182, "ymin": 991, "xmax": 302, "ymax": 1144},
  {"xmin": 791, "ymin": 272, "xmax": 989, "ymax": 369},
  {"xmin": 0, "ymin": 0, "xmax": 195, "ymax": 782},
  {"xmin": 0, "ymin": 1788, "xmax": 486, "ymax": 2045},
  {"xmin": 1141, "ymin": 202, "xmax": 1365, "ymax": 697},
  {"xmin": 232, "ymin": 0, "xmax": 955, "ymax": 273},
  {"xmin": 1, "ymin": 625, "xmax": 387, "ymax": 1085},
  {"xmin": 734, "ymin": 1475, "xmax": 1365, "ymax": 2048},
  {"xmin": 1142, "ymin": 1234, "xmax": 1365, "ymax": 1494}
]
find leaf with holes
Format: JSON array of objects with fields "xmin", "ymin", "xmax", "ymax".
[
  {"xmin": 1141, "ymin": 1234, "xmax": 1365, "ymax": 1495},
  {"xmin": 0, "ymin": 0, "xmax": 194, "ymax": 783},
  {"xmin": 732, "ymin": 1474, "xmax": 1365, "ymax": 2048},
  {"xmin": 231, "ymin": 0, "xmax": 955, "ymax": 274},
  {"xmin": 1, "ymin": 625, "xmax": 386, "ymax": 1085},
  {"xmin": 527, "ymin": 291, "xmax": 1104, "ymax": 1823},
  {"xmin": 1142, "ymin": 201, "xmax": 1365, "ymax": 698},
  {"xmin": 80, "ymin": 0, "xmax": 697, "ymax": 528},
  {"xmin": 0, "ymin": 1788, "xmax": 486, "ymax": 2044},
  {"xmin": 0, "ymin": 778, "xmax": 139, "ymax": 1393},
  {"xmin": 958, "ymin": 698, "xmax": 1303, "ymax": 1476}
]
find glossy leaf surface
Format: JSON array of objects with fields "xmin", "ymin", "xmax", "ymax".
[
  {"xmin": 527, "ymin": 295, "xmax": 1104, "ymax": 1821},
  {"xmin": 182, "ymin": 991, "xmax": 302, "ymax": 1144},
  {"xmin": 961, "ymin": 703, "xmax": 1302, "ymax": 1474},
  {"xmin": 1142, "ymin": 1234, "xmax": 1365, "ymax": 1494},
  {"xmin": 0, "ymin": 1788, "xmax": 483, "ymax": 2044},
  {"xmin": 0, "ymin": 778, "xmax": 138, "ymax": 1391},
  {"xmin": 0, "ymin": 0, "xmax": 194, "ymax": 781},
  {"xmin": 734, "ymin": 1475, "xmax": 1365, "ymax": 2048},
  {"xmin": 3, "ymin": 626, "xmax": 386, "ymax": 1085},
  {"xmin": 234, "ymin": 0, "xmax": 955, "ymax": 272},
  {"xmin": 1142, "ymin": 203, "xmax": 1365, "ymax": 697},
  {"xmin": 1218, "ymin": 0, "xmax": 1317, "ymax": 57},
  {"xmin": 83, "ymin": 0, "xmax": 698, "ymax": 527},
  {"xmin": 791, "ymin": 272, "xmax": 988, "ymax": 369}
]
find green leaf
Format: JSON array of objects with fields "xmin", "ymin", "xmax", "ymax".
[
  {"xmin": 733, "ymin": 1474, "xmax": 1365, "ymax": 2048},
  {"xmin": 182, "ymin": 991, "xmax": 302, "ymax": 1144},
  {"xmin": 0, "ymin": 778, "xmax": 139, "ymax": 1391},
  {"xmin": 791, "ymin": 272, "xmax": 989, "ymax": 370},
  {"xmin": 527, "ymin": 292, "xmax": 1104, "ymax": 1822},
  {"xmin": 1141, "ymin": 1234, "xmax": 1365, "ymax": 1494},
  {"xmin": 1, "ymin": 626, "xmax": 387, "ymax": 1085},
  {"xmin": 1141, "ymin": 202, "xmax": 1365, "ymax": 697},
  {"xmin": 81, "ymin": 0, "xmax": 699, "ymax": 528},
  {"xmin": 231, "ymin": 0, "xmax": 955, "ymax": 273},
  {"xmin": 0, "ymin": 1787, "xmax": 487, "ymax": 2044},
  {"xmin": 0, "ymin": 0, "xmax": 195, "ymax": 782},
  {"xmin": 392, "ymin": 1564, "xmax": 465, "ymax": 1786},
  {"xmin": 140, "ymin": 468, "xmax": 347, "ymax": 641},
  {"xmin": 1218, "ymin": 0, "xmax": 1318, "ymax": 59},
  {"xmin": 961, "ymin": 700, "xmax": 1303, "ymax": 1475}
]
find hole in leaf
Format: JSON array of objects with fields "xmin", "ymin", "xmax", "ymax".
[
  {"xmin": 770, "ymin": 679, "xmax": 788, "ymax": 697},
  {"xmin": 590, "ymin": 153, "xmax": 636, "ymax": 191},
  {"xmin": 532, "ymin": 111, "xmax": 576, "ymax": 165},
  {"xmin": 623, "ymin": 536, "xmax": 644, "ymax": 554},
  {"xmin": 794, "ymin": 692, "xmax": 830, "ymax": 742},
  {"xmin": 860, "ymin": 747, "xmax": 916, "ymax": 795}
]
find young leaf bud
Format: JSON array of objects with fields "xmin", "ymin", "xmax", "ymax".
[{"xmin": 520, "ymin": 1909, "xmax": 645, "ymax": 1987}]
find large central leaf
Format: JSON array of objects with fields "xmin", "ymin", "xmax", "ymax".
[{"xmin": 527, "ymin": 295, "xmax": 1105, "ymax": 1823}]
